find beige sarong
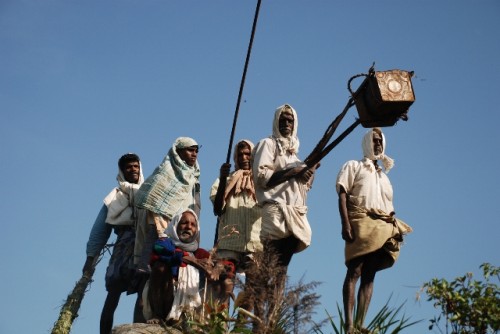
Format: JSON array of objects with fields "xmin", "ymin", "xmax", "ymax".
[{"xmin": 345, "ymin": 204, "xmax": 412, "ymax": 271}]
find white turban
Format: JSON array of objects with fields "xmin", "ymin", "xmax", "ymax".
[
  {"xmin": 272, "ymin": 104, "xmax": 300, "ymax": 155},
  {"xmin": 175, "ymin": 137, "xmax": 198, "ymax": 149},
  {"xmin": 362, "ymin": 128, "xmax": 394, "ymax": 173},
  {"xmin": 165, "ymin": 208, "xmax": 200, "ymax": 252}
]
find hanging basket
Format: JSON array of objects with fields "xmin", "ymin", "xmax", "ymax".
[{"xmin": 349, "ymin": 67, "xmax": 415, "ymax": 128}]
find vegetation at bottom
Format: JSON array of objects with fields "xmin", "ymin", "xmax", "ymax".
[{"xmin": 421, "ymin": 262, "xmax": 499, "ymax": 334}]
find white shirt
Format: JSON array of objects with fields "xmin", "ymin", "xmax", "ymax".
[
  {"xmin": 336, "ymin": 158, "xmax": 394, "ymax": 214},
  {"xmin": 252, "ymin": 137, "xmax": 308, "ymax": 206}
]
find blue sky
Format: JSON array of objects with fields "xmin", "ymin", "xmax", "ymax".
[{"xmin": 1, "ymin": 1, "xmax": 499, "ymax": 333}]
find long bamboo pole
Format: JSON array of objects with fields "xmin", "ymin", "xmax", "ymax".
[{"xmin": 225, "ymin": 0, "xmax": 262, "ymax": 164}]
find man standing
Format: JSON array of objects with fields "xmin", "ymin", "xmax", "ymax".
[
  {"xmin": 142, "ymin": 209, "xmax": 210, "ymax": 328},
  {"xmin": 336, "ymin": 128, "xmax": 412, "ymax": 333},
  {"xmin": 252, "ymin": 104, "xmax": 318, "ymax": 327},
  {"xmin": 134, "ymin": 137, "xmax": 201, "ymax": 275},
  {"xmin": 209, "ymin": 139, "xmax": 262, "ymax": 308},
  {"xmin": 83, "ymin": 153, "xmax": 145, "ymax": 334}
]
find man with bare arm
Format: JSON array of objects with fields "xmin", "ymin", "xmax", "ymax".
[{"xmin": 336, "ymin": 128, "xmax": 412, "ymax": 333}]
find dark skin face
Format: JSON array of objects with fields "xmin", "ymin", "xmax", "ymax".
[
  {"xmin": 176, "ymin": 212, "xmax": 198, "ymax": 244},
  {"xmin": 373, "ymin": 132, "xmax": 383, "ymax": 156},
  {"xmin": 122, "ymin": 161, "xmax": 141, "ymax": 184},
  {"xmin": 177, "ymin": 146, "xmax": 198, "ymax": 167},
  {"xmin": 278, "ymin": 111, "xmax": 294, "ymax": 137},
  {"xmin": 236, "ymin": 142, "xmax": 252, "ymax": 171}
]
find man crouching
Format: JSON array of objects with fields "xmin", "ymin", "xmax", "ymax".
[{"xmin": 142, "ymin": 209, "xmax": 209, "ymax": 328}]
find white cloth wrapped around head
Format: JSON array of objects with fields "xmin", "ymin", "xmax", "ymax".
[
  {"xmin": 362, "ymin": 128, "xmax": 394, "ymax": 173},
  {"xmin": 164, "ymin": 208, "xmax": 200, "ymax": 252},
  {"xmin": 272, "ymin": 104, "xmax": 300, "ymax": 155}
]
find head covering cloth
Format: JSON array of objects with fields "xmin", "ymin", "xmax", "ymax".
[
  {"xmin": 362, "ymin": 128, "xmax": 394, "ymax": 173},
  {"xmin": 104, "ymin": 154, "xmax": 144, "ymax": 225},
  {"xmin": 223, "ymin": 139, "xmax": 256, "ymax": 202},
  {"xmin": 135, "ymin": 137, "xmax": 200, "ymax": 219},
  {"xmin": 272, "ymin": 104, "xmax": 300, "ymax": 155},
  {"xmin": 165, "ymin": 209, "xmax": 200, "ymax": 252}
]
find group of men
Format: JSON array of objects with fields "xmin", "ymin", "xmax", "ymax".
[{"xmin": 83, "ymin": 104, "xmax": 412, "ymax": 334}]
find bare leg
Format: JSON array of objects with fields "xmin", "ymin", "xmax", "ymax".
[
  {"xmin": 357, "ymin": 268, "xmax": 375, "ymax": 328},
  {"xmin": 266, "ymin": 237, "xmax": 298, "ymax": 329},
  {"xmin": 343, "ymin": 259, "xmax": 363, "ymax": 333},
  {"xmin": 100, "ymin": 289, "xmax": 122, "ymax": 334},
  {"xmin": 357, "ymin": 251, "xmax": 385, "ymax": 327}
]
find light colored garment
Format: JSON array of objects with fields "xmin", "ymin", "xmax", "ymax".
[
  {"xmin": 210, "ymin": 176, "xmax": 262, "ymax": 253},
  {"xmin": 164, "ymin": 208, "xmax": 200, "ymax": 252},
  {"xmin": 166, "ymin": 265, "xmax": 202, "ymax": 320},
  {"xmin": 271, "ymin": 104, "xmax": 300, "ymax": 155},
  {"xmin": 141, "ymin": 265, "xmax": 202, "ymax": 321},
  {"xmin": 336, "ymin": 159, "xmax": 394, "ymax": 214},
  {"xmin": 343, "ymin": 204, "xmax": 412, "ymax": 271},
  {"xmin": 135, "ymin": 139, "xmax": 201, "ymax": 220},
  {"xmin": 252, "ymin": 106, "xmax": 312, "ymax": 253},
  {"xmin": 103, "ymin": 162, "xmax": 144, "ymax": 226},
  {"xmin": 142, "ymin": 209, "xmax": 203, "ymax": 321},
  {"xmin": 261, "ymin": 202, "xmax": 311, "ymax": 253},
  {"xmin": 336, "ymin": 129, "xmax": 412, "ymax": 268},
  {"xmin": 361, "ymin": 127, "xmax": 394, "ymax": 172},
  {"xmin": 87, "ymin": 162, "xmax": 144, "ymax": 256},
  {"xmin": 253, "ymin": 137, "xmax": 309, "ymax": 206}
]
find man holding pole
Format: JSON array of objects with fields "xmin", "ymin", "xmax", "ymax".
[
  {"xmin": 83, "ymin": 153, "xmax": 145, "ymax": 334},
  {"xmin": 210, "ymin": 139, "xmax": 262, "ymax": 310},
  {"xmin": 252, "ymin": 104, "xmax": 318, "ymax": 328}
]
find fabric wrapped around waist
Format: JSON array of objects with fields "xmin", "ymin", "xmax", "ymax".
[{"xmin": 345, "ymin": 204, "xmax": 412, "ymax": 271}]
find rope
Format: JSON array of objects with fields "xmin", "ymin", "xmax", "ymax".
[{"xmin": 225, "ymin": 0, "xmax": 262, "ymax": 164}]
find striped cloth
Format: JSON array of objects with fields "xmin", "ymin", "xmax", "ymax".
[{"xmin": 135, "ymin": 141, "xmax": 200, "ymax": 220}]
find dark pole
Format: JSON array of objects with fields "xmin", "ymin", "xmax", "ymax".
[{"xmin": 225, "ymin": 0, "xmax": 262, "ymax": 164}]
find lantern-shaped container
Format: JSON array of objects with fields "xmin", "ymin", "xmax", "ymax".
[{"xmin": 352, "ymin": 69, "xmax": 415, "ymax": 128}]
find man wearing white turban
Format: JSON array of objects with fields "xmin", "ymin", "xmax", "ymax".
[
  {"xmin": 336, "ymin": 128, "xmax": 412, "ymax": 333},
  {"xmin": 142, "ymin": 209, "xmax": 210, "ymax": 328},
  {"xmin": 252, "ymin": 104, "xmax": 319, "ymax": 329}
]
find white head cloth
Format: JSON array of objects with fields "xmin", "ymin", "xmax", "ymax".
[
  {"xmin": 272, "ymin": 104, "xmax": 300, "ymax": 155},
  {"xmin": 362, "ymin": 128, "xmax": 394, "ymax": 173},
  {"xmin": 104, "ymin": 157, "xmax": 144, "ymax": 225},
  {"xmin": 165, "ymin": 208, "xmax": 200, "ymax": 252},
  {"xmin": 175, "ymin": 137, "xmax": 198, "ymax": 149}
]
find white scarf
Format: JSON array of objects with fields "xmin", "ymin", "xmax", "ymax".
[
  {"xmin": 164, "ymin": 208, "xmax": 202, "ymax": 320},
  {"xmin": 272, "ymin": 104, "xmax": 300, "ymax": 155},
  {"xmin": 362, "ymin": 128, "xmax": 394, "ymax": 173},
  {"xmin": 164, "ymin": 209, "xmax": 200, "ymax": 252},
  {"xmin": 167, "ymin": 265, "xmax": 202, "ymax": 320},
  {"xmin": 103, "ymin": 161, "xmax": 144, "ymax": 226}
]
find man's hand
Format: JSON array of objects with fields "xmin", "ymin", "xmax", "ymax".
[
  {"xmin": 214, "ymin": 163, "xmax": 231, "ymax": 216},
  {"xmin": 82, "ymin": 256, "xmax": 95, "ymax": 274},
  {"xmin": 341, "ymin": 222, "xmax": 355, "ymax": 242},
  {"xmin": 219, "ymin": 163, "xmax": 231, "ymax": 179},
  {"xmin": 297, "ymin": 162, "xmax": 320, "ymax": 184}
]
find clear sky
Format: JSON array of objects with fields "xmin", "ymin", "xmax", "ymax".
[{"xmin": 1, "ymin": 1, "xmax": 499, "ymax": 333}]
